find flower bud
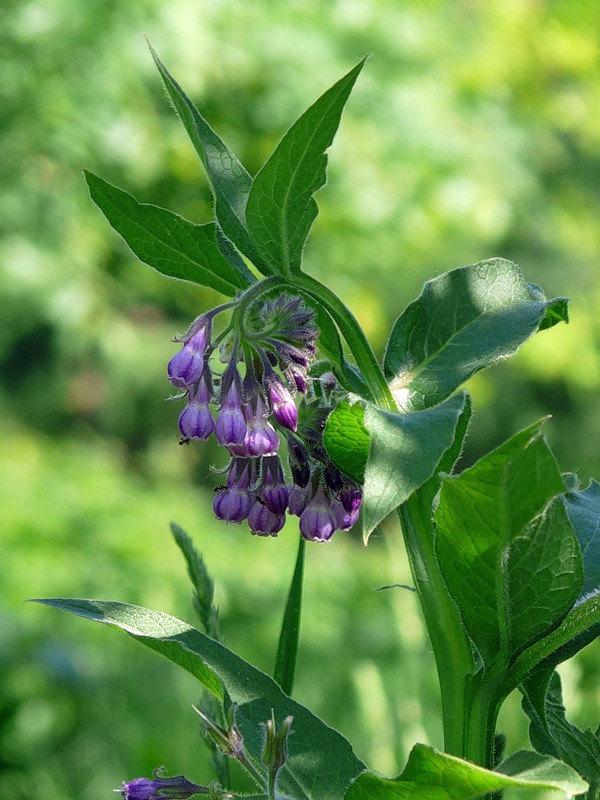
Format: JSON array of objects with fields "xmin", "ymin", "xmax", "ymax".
[
  {"xmin": 287, "ymin": 485, "xmax": 308, "ymax": 516},
  {"xmin": 258, "ymin": 457, "xmax": 289, "ymax": 515},
  {"xmin": 215, "ymin": 370, "xmax": 246, "ymax": 446},
  {"xmin": 248, "ymin": 500, "xmax": 286, "ymax": 536},
  {"xmin": 119, "ymin": 768, "xmax": 208, "ymax": 799},
  {"xmin": 240, "ymin": 395, "xmax": 280, "ymax": 457},
  {"xmin": 167, "ymin": 318, "xmax": 211, "ymax": 388},
  {"xmin": 267, "ymin": 379, "xmax": 298, "ymax": 432},
  {"xmin": 178, "ymin": 370, "xmax": 215, "ymax": 440}
]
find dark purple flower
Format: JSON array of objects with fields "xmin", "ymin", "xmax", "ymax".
[
  {"xmin": 167, "ymin": 318, "xmax": 211, "ymax": 389},
  {"xmin": 287, "ymin": 485, "xmax": 308, "ymax": 516},
  {"xmin": 287, "ymin": 438, "xmax": 310, "ymax": 488},
  {"xmin": 340, "ymin": 484, "xmax": 363, "ymax": 515},
  {"xmin": 120, "ymin": 769, "xmax": 207, "ymax": 799},
  {"xmin": 299, "ymin": 486, "xmax": 337, "ymax": 542},
  {"xmin": 213, "ymin": 459, "xmax": 254, "ymax": 523},
  {"xmin": 288, "ymin": 367, "xmax": 308, "ymax": 394},
  {"xmin": 178, "ymin": 369, "xmax": 214, "ymax": 440},
  {"xmin": 215, "ymin": 369, "xmax": 246, "ymax": 446},
  {"xmin": 332, "ymin": 499, "xmax": 360, "ymax": 531},
  {"xmin": 248, "ymin": 500, "xmax": 286, "ymax": 537},
  {"xmin": 267, "ymin": 379, "xmax": 298, "ymax": 431},
  {"xmin": 258, "ymin": 457, "xmax": 289, "ymax": 514},
  {"xmin": 240, "ymin": 395, "xmax": 280, "ymax": 457}
]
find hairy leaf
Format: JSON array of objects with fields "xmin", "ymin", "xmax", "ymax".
[
  {"xmin": 325, "ymin": 392, "xmax": 469, "ymax": 538},
  {"xmin": 384, "ymin": 259, "xmax": 569, "ymax": 412},
  {"xmin": 84, "ymin": 172, "xmax": 253, "ymax": 295},
  {"xmin": 246, "ymin": 59, "xmax": 366, "ymax": 276},
  {"xmin": 563, "ymin": 480, "xmax": 600, "ymax": 601},
  {"xmin": 149, "ymin": 43, "xmax": 268, "ymax": 273},
  {"xmin": 34, "ymin": 599, "xmax": 365, "ymax": 800},
  {"xmin": 170, "ymin": 522, "xmax": 219, "ymax": 639},
  {"xmin": 345, "ymin": 744, "xmax": 587, "ymax": 799},
  {"xmin": 435, "ymin": 422, "xmax": 582, "ymax": 670}
]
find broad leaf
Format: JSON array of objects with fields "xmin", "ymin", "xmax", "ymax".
[
  {"xmin": 435, "ymin": 422, "xmax": 582, "ymax": 671},
  {"xmin": 84, "ymin": 172, "xmax": 253, "ymax": 295},
  {"xmin": 35, "ymin": 599, "xmax": 365, "ymax": 800},
  {"xmin": 149, "ymin": 44, "xmax": 268, "ymax": 273},
  {"xmin": 563, "ymin": 480, "xmax": 600, "ymax": 600},
  {"xmin": 522, "ymin": 670, "xmax": 600, "ymax": 799},
  {"xmin": 246, "ymin": 59, "xmax": 366, "ymax": 277},
  {"xmin": 383, "ymin": 259, "xmax": 569, "ymax": 412},
  {"xmin": 345, "ymin": 744, "xmax": 587, "ymax": 800},
  {"xmin": 324, "ymin": 392, "xmax": 470, "ymax": 538}
]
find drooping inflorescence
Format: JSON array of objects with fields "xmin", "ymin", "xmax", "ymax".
[{"xmin": 167, "ymin": 291, "xmax": 362, "ymax": 541}]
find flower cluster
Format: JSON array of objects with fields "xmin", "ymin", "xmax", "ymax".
[{"xmin": 167, "ymin": 292, "xmax": 362, "ymax": 541}]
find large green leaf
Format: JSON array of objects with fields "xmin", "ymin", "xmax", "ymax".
[
  {"xmin": 383, "ymin": 259, "xmax": 569, "ymax": 412},
  {"xmin": 324, "ymin": 392, "xmax": 469, "ymax": 538},
  {"xmin": 246, "ymin": 59, "xmax": 366, "ymax": 277},
  {"xmin": 563, "ymin": 480, "xmax": 600, "ymax": 600},
  {"xmin": 435, "ymin": 422, "xmax": 582, "ymax": 670},
  {"xmin": 148, "ymin": 43, "xmax": 268, "ymax": 274},
  {"xmin": 34, "ymin": 599, "xmax": 365, "ymax": 800},
  {"xmin": 84, "ymin": 172, "xmax": 253, "ymax": 295},
  {"xmin": 522, "ymin": 670, "xmax": 600, "ymax": 799},
  {"xmin": 344, "ymin": 745, "xmax": 587, "ymax": 800}
]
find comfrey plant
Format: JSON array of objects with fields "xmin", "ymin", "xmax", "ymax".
[{"xmin": 36, "ymin": 46, "xmax": 600, "ymax": 800}]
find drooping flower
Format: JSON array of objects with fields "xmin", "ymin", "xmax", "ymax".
[
  {"xmin": 266, "ymin": 377, "xmax": 298, "ymax": 431},
  {"xmin": 299, "ymin": 485, "xmax": 338, "ymax": 542},
  {"xmin": 215, "ymin": 366, "xmax": 246, "ymax": 447},
  {"xmin": 248, "ymin": 499, "xmax": 286, "ymax": 537},
  {"xmin": 178, "ymin": 368, "xmax": 214, "ymax": 440},
  {"xmin": 240, "ymin": 394, "xmax": 280, "ymax": 457},
  {"xmin": 167, "ymin": 316, "xmax": 212, "ymax": 389},
  {"xmin": 213, "ymin": 458, "xmax": 255, "ymax": 523},
  {"xmin": 119, "ymin": 768, "xmax": 208, "ymax": 799},
  {"xmin": 258, "ymin": 456, "xmax": 289, "ymax": 515}
]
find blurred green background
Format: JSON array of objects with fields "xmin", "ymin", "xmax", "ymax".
[{"xmin": 2, "ymin": 0, "xmax": 600, "ymax": 798}]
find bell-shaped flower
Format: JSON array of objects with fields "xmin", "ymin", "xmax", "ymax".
[
  {"xmin": 178, "ymin": 368, "xmax": 214, "ymax": 440},
  {"xmin": 215, "ymin": 368, "xmax": 246, "ymax": 446},
  {"xmin": 248, "ymin": 500, "xmax": 286, "ymax": 537},
  {"xmin": 240, "ymin": 394, "xmax": 280, "ymax": 457},
  {"xmin": 167, "ymin": 317, "xmax": 211, "ymax": 389},
  {"xmin": 213, "ymin": 459, "xmax": 254, "ymax": 523},
  {"xmin": 299, "ymin": 485, "xmax": 337, "ymax": 542},
  {"xmin": 258, "ymin": 456, "xmax": 289, "ymax": 515},
  {"xmin": 266, "ymin": 378, "xmax": 298, "ymax": 431}
]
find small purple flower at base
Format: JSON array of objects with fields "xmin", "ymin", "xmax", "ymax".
[
  {"xmin": 248, "ymin": 500, "xmax": 286, "ymax": 537},
  {"xmin": 240, "ymin": 395, "xmax": 280, "ymax": 457},
  {"xmin": 167, "ymin": 320, "xmax": 211, "ymax": 389},
  {"xmin": 287, "ymin": 485, "xmax": 308, "ymax": 516},
  {"xmin": 215, "ymin": 371, "xmax": 246, "ymax": 446},
  {"xmin": 119, "ymin": 769, "xmax": 208, "ymax": 799},
  {"xmin": 267, "ymin": 379, "xmax": 298, "ymax": 431},
  {"xmin": 299, "ymin": 486, "xmax": 337, "ymax": 542},
  {"xmin": 258, "ymin": 457, "xmax": 289, "ymax": 514},
  {"xmin": 332, "ymin": 499, "xmax": 360, "ymax": 531}
]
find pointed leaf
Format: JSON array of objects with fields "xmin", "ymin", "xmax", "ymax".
[
  {"xmin": 274, "ymin": 537, "xmax": 305, "ymax": 696},
  {"xmin": 84, "ymin": 172, "xmax": 253, "ymax": 295},
  {"xmin": 34, "ymin": 599, "xmax": 365, "ymax": 800},
  {"xmin": 324, "ymin": 392, "xmax": 470, "ymax": 538},
  {"xmin": 384, "ymin": 259, "xmax": 569, "ymax": 412},
  {"xmin": 435, "ymin": 423, "xmax": 582, "ymax": 670},
  {"xmin": 246, "ymin": 59, "xmax": 366, "ymax": 277},
  {"xmin": 148, "ymin": 44, "xmax": 268, "ymax": 273},
  {"xmin": 523, "ymin": 670, "xmax": 600, "ymax": 798},
  {"xmin": 563, "ymin": 480, "xmax": 600, "ymax": 600},
  {"xmin": 171, "ymin": 522, "xmax": 219, "ymax": 640},
  {"xmin": 345, "ymin": 744, "xmax": 587, "ymax": 800}
]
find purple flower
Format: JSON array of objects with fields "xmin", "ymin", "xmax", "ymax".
[
  {"xmin": 120, "ymin": 769, "xmax": 207, "ymax": 799},
  {"xmin": 287, "ymin": 485, "xmax": 308, "ymax": 516},
  {"xmin": 267, "ymin": 379, "xmax": 298, "ymax": 431},
  {"xmin": 248, "ymin": 500, "xmax": 286, "ymax": 537},
  {"xmin": 240, "ymin": 395, "xmax": 280, "ymax": 457},
  {"xmin": 213, "ymin": 459, "xmax": 254, "ymax": 523},
  {"xmin": 332, "ymin": 499, "xmax": 360, "ymax": 531},
  {"xmin": 340, "ymin": 484, "xmax": 363, "ymax": 515},
  {"xmin": 215, "ymin": 369, "xmax": 246, "ymax": 446},
  {"xmin": 167, "ymin": 318, "xmax": 211, "ymax": 389},
  {"xmin": 178, "ymin": 369, "xmax": 214, "ymax": 440},
  {"xmin": 299, "ymin": 486, "xmax": 337, "ymax": 542},
  {"xmin": 258, "ymin": 457, "xmax": 289, "ymax": 514}
]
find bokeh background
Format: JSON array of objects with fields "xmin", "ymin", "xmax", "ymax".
[{"xmin": 2, "ymin": 1, "xmax": 600, "ymax": 798}]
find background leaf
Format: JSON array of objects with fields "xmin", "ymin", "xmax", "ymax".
[
  {"xmin": 435, "ymin": 423, "xmax": 582, "ymax": 671},
  {"xmin": 171, "ymin": 522, "xmax": 220, "ymax": 640},
  {"xmin": 35, "ymin": 599, "xmax": 365, "ymax": 800},
  {"xmin": 246, "ymin": 59, "xmax": 366, "ymax": 277},
  {"xmin": 383, "ymin": 259, "xmax": 568, "ymax": 412},
  {"xmin": 563, "ymin": 480, "xmax": 600, "ymax": 600},
  {"xmin": 273, "ymin": 537, "xmax": 305, "ymax": 696},
  {"xmin": 149, "ymin": 43, "xmax": 269, "ymax": 274},
  {"xmin": 522, "ymin": 670, "xmax": 600, "ymax": 799},
  {"xmin": 84, "ymin": 171, "xmax": 254, "ymax": 295},
  {"xmin": 344, "ymin": 744, "xmax": 587, "ymax": 800}
]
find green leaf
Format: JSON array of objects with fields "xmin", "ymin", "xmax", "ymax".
[
  {"xmin": 324, "ymin": 392, "xmax": 470, "ymax": 538},
  {"xmin": 148, "ymin": 43, "xmax": 268, "ymax": 274},
  {"xmin": 274, "ymin": 537, "xmax": 305, "ymax": 696},
  {"xmin": 522, "ymin": 670, "xmax": 600, "ymax": 799},
  {"xmin": 383, "ymin": 259, "xmax": 569, "ymax": 412},
  {"xmin": 246, "ymin": 59, "xmax": 366, "ymax": 277},
  {"xmin": 435, "ymin": 422, "xmax": 582, "ymax": 671},
  {"xmin": 313, "ymin": 304, "xmax": 368, "ymax": 396},
  {"xmin": 563, "ymin": 480, "xmax": 600, "ymax": 600},
  {"xmin": 170, "ymin": 522, "xmax": 220, "ymax": 640},
  {"xmin": 84, "ymin": 171, "xmax": 253, "ymax": 295},
  {"xmin": 34, "ymin": 599, "xmax": 365, "ymax": 800},
  {"xmin": 344, "ymin": 744, "xmax": 587, "ymax": 800}
]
